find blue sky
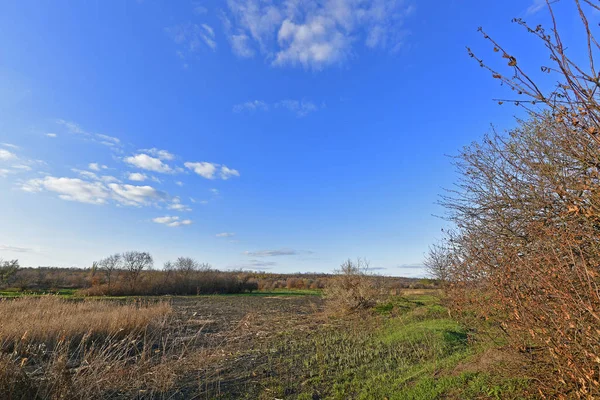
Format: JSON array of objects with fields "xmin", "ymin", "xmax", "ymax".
[{"xmin": 0, "ymin": 0, "xmax": 570, "ymax": 276}]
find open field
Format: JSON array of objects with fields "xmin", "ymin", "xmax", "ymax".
[{"xmin": 0, "ymin": 290, "xmax": 532, "ymax": 399}]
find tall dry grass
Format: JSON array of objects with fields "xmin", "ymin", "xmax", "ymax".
[
  {"xmin": 0, "ymin": 297, "xmax": 178, "ymax": 399},
  {"xmin": 0, "ymin": 296, "xmax": 171, "ymax": 345}
]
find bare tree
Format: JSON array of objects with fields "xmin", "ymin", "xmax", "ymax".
[
  {"xmin": 173, "ymin": 257, "xmax": 199, "ymax": 279},
  {"xmin": 97, "ymin": 254, "xmax": 122, "ymax": 293},
  {"xmin": 424, "ymin": 243, "xmax": 451, "ymax": 283},
  {"xmin": 122, "ymin": 251, "xmax": 153, "ymax": 291}
]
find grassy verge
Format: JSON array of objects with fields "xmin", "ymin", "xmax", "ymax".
[{"xmin": 223, "ymin": 293, "xmax": 531, "ymax": 399}]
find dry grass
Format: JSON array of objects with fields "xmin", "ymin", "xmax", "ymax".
[
  {"xmin": 0, "ymin": 296, "xmax": 171, "ymax": 345},
  {"xmin": 0, "ymin": 297, "xmax": 178, "ymax": 399}
]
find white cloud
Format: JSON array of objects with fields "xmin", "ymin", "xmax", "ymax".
[
  {"xmin": 168, "ymin": 202, "xmax": 192, "ymax": 212},
  {"xmin": 152, "ymin": 216, "xmax": 193, "ymax": 227},
  {"xmin": 1, "ymin": 143, "xmax": 19, "ymax": 149},
  {"xmin": 125, "ymin": 153, "xmax": 172, "ymax": 173},
  {"xmin": 0, "ymin": 169, "xmax": 14, "ymax": 177},
  {"xmin": 224, "ymin": 0, "xmax": 415, "ymax": 69},
  {"xmin": 72, "ymin": 168, "xmax": 100, "ymax": 180},
  {"xmin": 233, "ymin": 100, "xmax": 269, "ymax": 113},
  {"xmin": 0, "ymin": 149, "xmax": 17, "ymax": 161},
  {"xmin": 88, "ymin": 163, "xmax": 107, "ymax": 171},
  {"xmin": 128, "ymin": 172, "xmax": 147, "ymax": 182},
  {"xmin": 21, "ymin": 177, "xmax": 111, "ymax": 205},
  {"xmin": 140, "ymin": 148, "xmax": 175, "ymax": 161},
  {"xmin": 175, "ymin": 181, "xmax": 184, "ymax": 186},
  {"xmin": 210, "ymin": 188, "xmax": 219, "ymax": 195},
  {"xmin": 100, "ymin": 175, "xmax": 120, "ymax": 183},
  {"xmin": 108, "ymin": 183, "xmax": 167, "ymax": 206},
  {"xmin": 184, "ymin": 161, "xmax": 218, "ymax": 179},
  {"xmin": 46, "ymin": 133, "xmax": 57, "ymax": 138},
  {"xmin": 11, "ymin": 165, "xmax": 32, "ymax": 171},
  {"xmin": 184, "ymin": 164, "xmax": 241, "ymax": 180},
  {"xmin": 220, "ymin": 165, "xmax": 240, "ymax": 179},
  {"xmin": 274, "ymin": 17, "xmax": 349, "ymax": 68},
  {"xmin": 167, "ymin": 197, "xmax": 192, "ymax": 212},
  {"xmin": 22, "ymin": 176, "xmax": 167, "ymax": 207},
  {"xmin": 216, "ymin": 232, "xmax": 235, "ymax": 237}
]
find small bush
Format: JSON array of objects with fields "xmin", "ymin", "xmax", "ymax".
[{"xmin": 324, "ymin": 258, "xmax": 379, "ymax": 312}]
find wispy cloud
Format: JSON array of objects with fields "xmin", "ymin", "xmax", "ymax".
[
  {"xmin": 233, "ymin": 100, "xmax": 269, "ymax": 113},
  {"xmin": 166, "ymin": 22, "xmax": 217, "ymax": 66},
  {"xmin": 234, "ymin": 99, "xmax": 320, "ymax": 117},
  {"xmin": 152, "ymin": 216, "xmax": 193, "ymax": 227},
  {"xmin": 276, "ymin": 99, "xmax": 319, "ymax": 117},
  {"xmin": 228, "ymin": 259, "xmax": 278, "ymax": 270},
  {"xmin": 139, "ymin": 148, "xmax": 175, "ymax": 161},
  {"xmin": 88, "ymin": 163, "xmax": 107, "ymax": 171},
  {"xmin": 0, "ymin": 149, "xmax": 17, "ymax": 161},
  {"xmin": 526, "ymin": 0, "xmax": 546, "ymax": 15},
  {"xmin": 167, "ymin": 197, "xmax": 192, "ymax": 212},
  {"xmin": 216, "ymin": 232, "xmax": 235, "ymax": 237},
  {"xmin": 57, "ymin": 119, "xmax": 121, "ymax": 149},
  {"xmin": 45, "ymin": 133, "xmax": 57, "ymax": 138},
  {"xmin": 224, "ymin": 0, "xmax": 415, "ymax": 69},
  {"xmin": 184, "ymin": 162, "xmax": 240, "ymax": 180},
  {"xmin": 0, "ymin": 244, "xmax": 36, "ymax": 253},
  {"xmin": 243, "ymin": 248, "xmax": 311, "ymax": 257}
]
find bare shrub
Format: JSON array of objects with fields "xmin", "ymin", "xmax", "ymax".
[
  {"xmin": 440, "ymin": 114, "xmax": 600, "ymax": 396},
  {"xmin": 324, "ymin": 258, "xmax": 378, "ymax": 312},
  {"xmin": 437, "ymin": 2, "xmax": 600, "ymax": 395}
]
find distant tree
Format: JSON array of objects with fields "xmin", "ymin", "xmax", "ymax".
[
  {"xmin": 97, "ymin": 254, "xmax": 122, "ymax": 293},
  {"xmin": 173, "ymin": 257, "xmax": 211, "ymax": 276},
  {"xmin": 122, "ymin": 251, "xmax": 153, "ymax": 291},
  {"xmin": 0, "ymin": 259, "xmax": 20, "ymax": 287},
  {"xmin": 424, "ymin": 243, "xmax": 451, "ymax": 283}
]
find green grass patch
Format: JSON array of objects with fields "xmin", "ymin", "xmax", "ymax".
[
  {"xmin": 0, "ymin": 288, "xmax": 78, "ymax": 297},
  {"xmin": 230, "ymin": 294, "xmax": 532, "ymax": 399}
]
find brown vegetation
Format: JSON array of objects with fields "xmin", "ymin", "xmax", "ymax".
[
  {"xmin": 324, "ymin": 258, "xmax": 380, "ymax": 312},
  {"xmin": 434, "ymin": 1, "xmax": 600, "ymax": 396},
  {"xmin": 0, "ymin": 296, "xmax": 171, "ymax": 345}
]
